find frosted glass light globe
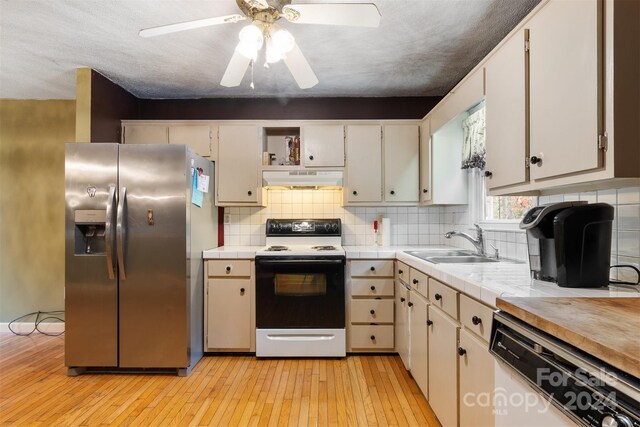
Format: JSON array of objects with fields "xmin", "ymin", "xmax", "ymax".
[
  {"xmin": 237, "ymin": 24, "xmax": 264, "ymax": 59},
  {"xmin": 271, "ymin": 28, "xmax": 294, "ymax": 54}
]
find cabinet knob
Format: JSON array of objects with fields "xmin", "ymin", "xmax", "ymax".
[
  {"xmin": 412, "ymin": 279, "xmax": 418, "ymax": 285},
  {"xmin": 370, "ymin": 266, "xmax": 375, "ymax": 271},
  {"xmin": 309, "ymin": 155, "xmax": 314, "ymax": 161},
  {"xmin": 472, "ymin": 316, "xmax": 482, "ymax": 325},
  {"xmin": 390, "ymin": 190, "xmax": 395, "ymax": 195},
  {"xmin": 530, "ymin": 155, "xmax": 541, "ymax": 165},
  {"xmin": 225, "ymin": 265, "xmax": 231, "ymax": 272},
  {"xmin": 353, "ymin": 190, "xmax": 358, "ymax": 196},
  {"xmin": 400, "ymin": 297, "xmax": 405, "ymax": 303},
  {"xmin": 370, "ymin": 335, "xmax": 376, "ymax": 341},
  {"xmin": 370, "ymin": 309, "xmax": 375, "ymax": 315},
  {"xmin": 398, "ymin": 269, "xmax": 403, "ymax": 275},
  {"xmin": 247, "ymin": 190, "xmax": 252, "ymax": 196},
  {"xmin": 458, "ymin": 347, "xmax": 467, "ymax": 356},
  {"xmin": 240, "ymin": 288, "xmax": 245, "ymax": 293},
  {"xmin": 484, "ymin": 170, "xmax": 493, "ymax": 178},
  {"xmin": 423, "ymin": 189, "xmax": 428, "ymax": 193},
  {"xmin": 427, "ymin": 319, "xmax": 433, "ymax": 326},
  {"xmin": 370, "ymin": 285, "xmax": 376, "ymax": 291},
  {"xmin": 434, "ymin": 293, "xmax": 442, "ymax": 301},
  {"xmin": 408, "ymin": 302, "xmax": 413, "ymax": 308}
]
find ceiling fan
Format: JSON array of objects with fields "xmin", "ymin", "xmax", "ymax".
[{"xmin": 139, "ymin": 0, "xmax": 381, "ymax": 89}]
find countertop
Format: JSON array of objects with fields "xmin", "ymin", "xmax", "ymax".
[
  {"xmin": 496, "ymin": 297, "xmax": 640, "ymax": 378},
  {"xmin": 203, "ymin": 245, "xmax": 638, "ymax": 307}
]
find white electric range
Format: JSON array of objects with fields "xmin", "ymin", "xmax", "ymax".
[{"xmin": 254, "ymin": 218, "xmax": 346, "ymax": 358}]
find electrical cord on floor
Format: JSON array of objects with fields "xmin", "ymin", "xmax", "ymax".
[
  {"xmin": 8, "ymin": 310, "xmax": 65, "ymax": 336},
  {"xmin": 609, "ymin": 265, "xmax": 640, "ymax": 290}
]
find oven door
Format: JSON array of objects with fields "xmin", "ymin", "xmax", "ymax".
[{"xmin": 255, "ymin": 256, "xmax": 345, "ymax": 329}]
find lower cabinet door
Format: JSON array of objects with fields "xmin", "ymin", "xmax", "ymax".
[
  {"xmin": 395, "ymin": 281, "xmax": 410, "ymax": 369},
  {"xmin": 428, "ymin": 306, "xmax": 459, "ymax": 427},
  {"xmin": 207, "ymin": 278, "xmax": 251, "ymax": 349},
  {"xmin": 409, "ymin": 292, "xmax": 428, "ymax": 398},
  {"xmin": 459, "ymin": 329, "xmax": 495, "ymax": 427}
]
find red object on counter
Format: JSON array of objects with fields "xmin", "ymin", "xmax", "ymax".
[{"xmin": 374, "ymin": 220, "xmax": 378, "ymax": 232}]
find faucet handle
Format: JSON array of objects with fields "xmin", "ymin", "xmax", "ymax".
[
  {"xmin": 473, "ymin": 224, "xmax": 483, "ymax": 236},
  {"xmin": 487, "ymin": 242, "xmax": 499, "ymax": 259}
]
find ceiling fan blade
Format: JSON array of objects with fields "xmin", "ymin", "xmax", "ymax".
[
  {"xmin": 139, "ymin": 14, "xmax": 246, "ymax": 38},
  {"xmin": 220, "ymin": 45, "xmax": 251, "ymax": 87},
  {"xmin": 283, "ymin": 42, "xmax": 319, "ymax": 89},
  {"xmin": 282, "ymin": 3, "xmax": 381, "ymax": 28}
]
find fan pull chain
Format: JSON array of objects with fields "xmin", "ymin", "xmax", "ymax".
[{"xmin": 250, "ymin": 60, "xmax": 255, "ymax": 90}]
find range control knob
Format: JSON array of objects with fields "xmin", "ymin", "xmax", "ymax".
[
  {"xmin": 331, "ymin": 223, "xmax": 339, "ymax": 232},
  {"xmin": 324, "ymin": 223, "xmax": 331, "ymax": 232},
  {"xmin": 602, "ymin": 415, "xmax": 634, "ymax": 427}
]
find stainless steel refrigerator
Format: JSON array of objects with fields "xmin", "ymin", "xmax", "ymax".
[{"xmin": 64, "ymin": 143, "xmax": 217, "ymax": 376}]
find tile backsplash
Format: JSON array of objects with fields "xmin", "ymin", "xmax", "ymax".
[{"xmin": 224, "ymin": 186, "xmax": 640, "ymax": 283}]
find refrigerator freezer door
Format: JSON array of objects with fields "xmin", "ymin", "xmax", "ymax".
[
  {"xmin": 118, "ymin": 144, "xmax": 189, "ymax": 368},
  {"xmin": 65, "ymin": 143, "xmax": 119, "ymax": 367}
]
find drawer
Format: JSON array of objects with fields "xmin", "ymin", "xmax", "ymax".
[
  {"xmin": 350, "ymin": 325, "xmax": 394, "ymax": 350},
  {"xmin": 409, "ymin": 268, "xmax": 428, "ymax": 297},
  {"xmin": 459, "ymin": 294, "xmax": 494, "ymax": 343},
  {"xmin": 428, "ymin": 278, "xmax": 459, "ymax": 320},
  {"xmin": 351, "ymin": 299, "xmax": 394, "ymax": 324},
  {"xmin": 350, "ymin": 260, "xmax": 394, "ymax": 278},
  {"xmin": 396, "ymin": 262, "xmax": 410, "ymax": 284},
  {"xmin": 351, "ymin": 279, "xmax": 394, "ymax": 297},
  {"xmin": 207, "ymin": 260, "xmax": 252, "ymax": 277}
]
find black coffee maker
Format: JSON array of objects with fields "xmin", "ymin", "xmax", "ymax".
[{"xmin": 519, "ymin": 201, "xmax": 614, "ymax": 288}]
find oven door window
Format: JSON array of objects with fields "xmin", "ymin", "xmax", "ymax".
[
  {"xmin": 256, "ymin": 257, "xmax": 345, "ymax": 329},
  {"xmin": 275, "ymin": 273, "xmax": 326, "ymax": 296}
]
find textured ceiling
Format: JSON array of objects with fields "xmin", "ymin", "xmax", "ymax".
[{"xmin": 0, "ymin": 0, "xmax": 540, "ymax": 99}]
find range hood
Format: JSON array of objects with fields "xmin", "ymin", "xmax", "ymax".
[{"xmin": 262, "ymin": 170, "xmax": 343, "ymax": 188}]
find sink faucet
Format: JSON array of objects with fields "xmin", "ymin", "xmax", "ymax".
[{"xmin": 444, "ymin": 224, "xmax": 485, "ymax": 256}]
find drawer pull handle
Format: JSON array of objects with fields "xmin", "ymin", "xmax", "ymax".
[
  {"xmin": 353, "ymin": 190, "xmax": 358, "ymax": 196},
  {"xmin": 370, "ymin": 335, "xmax": 376, "ymax": 341},
  {"xmin": 472, "ymin": 316, "xmax": 482, "ymax": 325},
  {"xmin": 408, "ymin": 302, "xmax": 413, "ymax": 308},
  {"xmin": 240, "ymin": 288, "xmax": 245, "ymax": 293},
  {"xmin": 370, "ymin": 266, "xmax": 375, "ymax": 271},
  {"xmin": 398, "ymin": 269, "xmax": 403, "ymax": 274},
  {"xmin": 458, "ymin": 347, "xmax": 467, "ymax": 356},
  {"xmin": 370, "ymin": 285, "xmax": 376, "ymax": 291},
  {"xmin": 400, "ymin": 297, "xmax": 405, "ymax": 303},
  {"xmin": 225, "ymin": 265, "xmax": 231, "ymax": 273},
  {"xmin": 426, "ymin": 319, "xmax": 433, "ymax": 326},
  {"xmin": 434, "ymin": 293, "xmax": 442, "ymax": 301},
  {"xmin": 247, "ymin": 190, "xmax": 252, "ymax": 196},
  {"xmin": 412, "ymin": 279, "xmax": 418, "ymax": 285},
  {"xmin": 370, "ymin": 309, "xmax": 375, "ymax": 315}
]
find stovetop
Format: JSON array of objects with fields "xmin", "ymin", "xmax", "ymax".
[{"xmin": 256, "ymin": 244, "xmax": 345, "ymax": 257}]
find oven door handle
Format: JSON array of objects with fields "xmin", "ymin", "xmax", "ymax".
[{"xmin": 256, "ymin": 259, "xmax": 345, "ymax": 265}]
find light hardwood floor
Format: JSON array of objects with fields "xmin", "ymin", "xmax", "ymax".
[{"xmin": 0, "ymin": 333, "xmax": 440, "ymax": 426}]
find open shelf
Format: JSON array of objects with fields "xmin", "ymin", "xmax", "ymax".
[{"xmin": 262, "ymin": 127, "xmax": 301, "ymax": 167}]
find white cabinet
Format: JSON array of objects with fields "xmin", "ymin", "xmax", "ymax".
[
  {"xmin": 383, "ymin": 125, "xmax": 419, "ymax": 203},
  {"xmin": 169, "ymin": 125, "xmax": 214, "ymax": 159},
  {"xmin": 459, "ymin": 328, "xmax": 495, "ymax": 427},
  {"xmin": 429, "ymin": 113, "xmax": 468, "ymax": 205},
  {"xmin": 428, "ymin": 306, "xmax": 459, "ymax": 427},
  {"xmin": 419, "ymin": 118, "xmax": 432, "ymax": 203},
  {"xmin": 395, "ymin": 280, "xmax": 410, "ymax": 369},
  {"xmin": 409, "ymin": 291, "xmax": 428, "ymax": 398},
  {"xmin": 302, "ymin": 125, "xmax": 344, "ymax": 167},
  {"xmin": 217, "ymin": 125, "xmax": 261, "ymax": 205},
  {"xmin": 205, "ymin": 260, "xmax": 255, "ymax": 352},
  {"xmin": 123, "ymin": 124, "xmax": 168, "ymax": 144},
  {"xmin": 484, "ymin": 29, "xmax": 529, "ymax": 190},
  {"xmin": 345, "ymin": 125, "xmax": 382, "ymax": 203},
  {"xmin": 528, "ymin": 0, "xmax": 602, "ymax": 180},
  {"xmin": 431, "ymin": 69, "xmax": 484, "ymax": 133}
]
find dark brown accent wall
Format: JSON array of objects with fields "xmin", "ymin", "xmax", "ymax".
[
  {"xmin": 137, "ymin": 96, "xmax": 441, "ymax": 120},
  {"xmin": 90, "ymin": 70, "xmax": 140, "ymax": 142}
]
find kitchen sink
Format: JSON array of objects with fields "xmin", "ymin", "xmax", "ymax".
[
  {"xmin": 404, "ymin": 250, "xmax": 474, "ymax": 259},
  {"xmin": 426, "ymin": 256, "xmax": 500, "ymax": 264}
]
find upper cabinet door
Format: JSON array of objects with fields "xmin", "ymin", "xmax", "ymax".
[
  {"xmin": 528, "ymin": 0, "xmax": 602, "ymax": 180},
  {"xmin": 217, "ymin": 125, "xmax": 259, "ymax": 203},
  {"xmin": 383, "ymin": 125, "xmax": 419, "ymax": 203},
  {"xmin": 419, "ymin": 119, "xmax": 432, "ymax": 203},
  {"xmin": 123, "ymin": 125, "xmax": 168, "ymax": 144},
  {"xmin": 303, "ymin": 125, "xmax": 345, "ymax": 167},
  {"xmin": 345, "ymin": 125, "xmax": 382, "ymax": 203},
  {"xmin": 168, "ymin": 125, "xmax": 213, "ymax": 158},
  {"xmin": 484, "ymin": 30, "xmax": 529, "ymax": 189}
]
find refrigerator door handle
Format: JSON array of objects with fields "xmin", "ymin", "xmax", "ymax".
[
  {"xmin": 117, "ymin": 186, "xmax": 127, "ymax": 280},
  {"xmin": 105, "ymin": 185, "xmax": 117, "ymax": 280}
]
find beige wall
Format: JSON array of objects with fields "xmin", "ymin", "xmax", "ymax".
[{"xmin": 0, "ymin": 100, "xmax": 75, "ymax": 322}]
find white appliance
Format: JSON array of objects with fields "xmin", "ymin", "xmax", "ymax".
[{"xmin": 255, "ymin": 218, "xmax": 345, "ymax": 357}]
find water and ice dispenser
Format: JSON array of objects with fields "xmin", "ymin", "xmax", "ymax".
[{"xmin": 74, "ymin": 210, "xmax": 107, "ymax": 255}]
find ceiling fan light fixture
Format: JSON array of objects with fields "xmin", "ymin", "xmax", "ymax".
[
  {"xmin": 271, "ymin": 28, "xmax": 294, "ymax": 54},
  {"xmin": 237, "ymin": 23, "xmax": 264, "ymax": 60},
  {"xmin": 265, "ymin": 38, "xmax": 284, "ymax": 64}
]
